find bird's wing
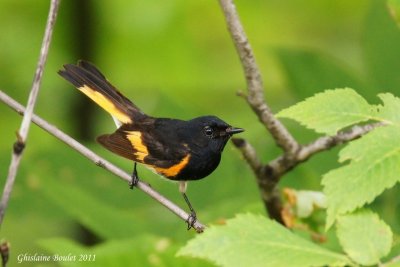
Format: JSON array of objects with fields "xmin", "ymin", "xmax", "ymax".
[{"xmin": 97, "ymin": 124, "xmax": 190, "ymax": 178}]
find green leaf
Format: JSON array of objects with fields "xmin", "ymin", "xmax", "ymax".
[
  {"xmin": 336, "ymin": 210, "xmax": 393, "ymax": 266},
  {"xmin": 277, "ymin": 88, "xmax": 374, "ymax": 135},
  {"xmin": 375, "ymin": 93, "xmax": 400, "ymax": 124},
  {"xmin": 177, "ymin": 213, "xmax": 351, "ymax": 267},
  {"xmin": 323, "ymin": 125, "xmax": 400, "ymax": 228}
]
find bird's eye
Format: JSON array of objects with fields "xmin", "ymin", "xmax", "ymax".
[{"xmin": 204, "ymin": 126, "xmax": 214, "ymax": 137}]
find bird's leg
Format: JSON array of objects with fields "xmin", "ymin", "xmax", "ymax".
[
  {"xmin": 129, "ymin": 162, "xmax": 139, "ymax": 189},
  {"xmin": 179, "ymin": 181, "xmax": 197, "ymax": 230},
  {"xmin": 182, "ymin": 193, "xmax": 197, "ymax": 229}
]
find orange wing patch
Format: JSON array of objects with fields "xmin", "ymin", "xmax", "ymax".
[
  {"xmin": 153, "ymin": 154, "xmax": 190, "ymax": 178},
  {"xmin": 79, "ymin": 85, "xmax": 132, "ymax": 124},
  {"xmin": 125, "ymin": 130, "xmax": 190, "ymax": 178},
  {"xmin": 125, "ymin": 131, "xmax": 149, "ymax": 161}
]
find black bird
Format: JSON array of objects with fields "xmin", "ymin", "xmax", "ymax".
[{"xmin": 58, "ymin": 61, "xmax": 244, "ymax": 229}]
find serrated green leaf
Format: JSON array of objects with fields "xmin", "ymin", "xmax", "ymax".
[
  {"xmin": 336, "ymin": 210, "xmax": 393, "ymax": 266},
  {"xmin": 323, "ymin": 125, "xmax": 400, "ymax": 227},
  {"xmin": 277, "ymin": 88, "xmax": 374, "ymax": 135},
  {"xmin": 177, "ymin": 213, "xmax": 351, "ymax": 267},
  {"xmin": 376, "ymin": 93, "xmax": 400, "ymax": 124}
]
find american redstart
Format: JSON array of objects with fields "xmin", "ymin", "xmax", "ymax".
[{"xmin": 58, "ymin": 61, "xmax": 244, "ymax": 229}]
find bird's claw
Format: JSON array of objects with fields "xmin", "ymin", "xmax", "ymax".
[
  {"xmin": 186, "ymin": 211, "xmax": 197, "ymax": 230},
  {"xmin": 129, "ymin": 162, "xmax": 139, "ymax": 189},
  {"xmin": 129, "ymin": 174, "xmax": 139, "ymax": 189}
]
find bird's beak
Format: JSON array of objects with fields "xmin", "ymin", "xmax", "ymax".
[{"xmin": 226, "ymin": 127, "xmax": 244, "ymax": 135}]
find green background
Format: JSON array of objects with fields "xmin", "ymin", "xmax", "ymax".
[{"xmin": 0, "ymin": 0, "xmax": 399, "ymax": 266}]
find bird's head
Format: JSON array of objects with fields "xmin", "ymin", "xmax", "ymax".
[{"xmin": 185, "ymin": 116, "xmax": 244, "ymax": 154}]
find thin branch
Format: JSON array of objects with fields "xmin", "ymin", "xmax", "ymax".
[
  {"xmin": 266, "ymin": 122, "xmax": 385, "ymax": 178},
  {"xmin": 0, "ymin": 90, "xmax": 205, "ymax": 233},
  {"xmin": 218, "ymin": 0, "xmax": 299, "ymax": 155},
  {"xmin": 0, "ymin": 0, "xmax": 60, "ymax": 226},
  {"xmin": 297, "ymin": 122, "xmax": 385, "ymax": 161}
]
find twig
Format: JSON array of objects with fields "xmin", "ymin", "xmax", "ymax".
[
  {"xmin": 218, "ymin": 0, "xmax": 297, "ymax": 223},
  {"xmin": 297, "ymin": 123, "xmax": 384, "ymax": 161},
  {"xmin": 218, "ymin": 0, "xmax": 299, "ymax": 155},
  {"xmin": 0, "ymin": 90, "xmax": 205, "ymax": 233},
  {"xmin": 0, "ymin": 0, "xmax": 60, "ymax": 226},
  {"xmin": 266, "ymin": 122, "xmax": 385, "ymax": 178}
]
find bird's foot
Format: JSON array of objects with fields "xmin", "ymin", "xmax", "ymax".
[
  {"xmin": 129, "ymin": 174, "xmax": 139, "ymax": 189},
  {"xmin": 186, "ymin": 211, "xmax": 197, "ymax": 230},
  {"xmin": 129, "ymin": 162, "xmax": 139, "ymax": 189}
]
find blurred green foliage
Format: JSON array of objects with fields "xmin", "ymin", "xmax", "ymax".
[{"xmin": 1, "ymin": 0, "xmax": 399, "ymax": 266}]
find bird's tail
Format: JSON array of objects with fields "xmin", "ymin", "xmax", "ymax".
[{"xmin": 59, "ymin": 60, "xmax": 144, "ymax": 126}]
